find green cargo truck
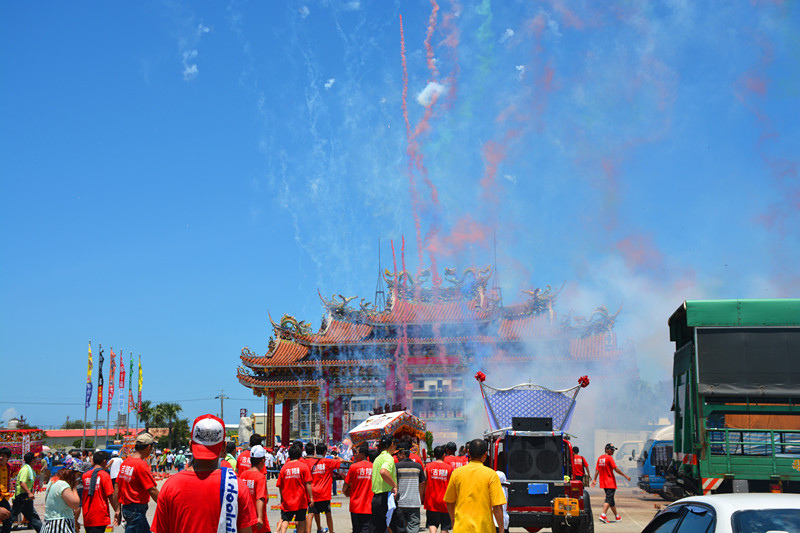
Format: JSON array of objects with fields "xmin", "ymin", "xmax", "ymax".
[{"xmin": 665, "ymin": 299, "xmax": 800, "ymax": 498}]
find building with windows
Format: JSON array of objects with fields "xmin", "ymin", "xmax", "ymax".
[{"xmin": 237, "ymin": 266, "xmax": 627, "ymax": 445}]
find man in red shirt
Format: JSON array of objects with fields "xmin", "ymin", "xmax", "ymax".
[
  {"xmin": 305, "ymin": 443, "xmax": 340, "ymax": 533},
  {"xmin": 115, "ymin": 432, "xmax": 159, "ymax": 533},
  {"xmin": 237, "ymin": 434, "xmax": 266, "ymax": 474},
  {"xmin": 423, "ymin": 446, "xmax": 453, "ymax": 533},
  {"xmin": 276, "ymin": 446, "xmax": 313, "ymax": 533},
  {"xmin": 81, "ymin": 451, "xmax": 121, "ymax": 533},
  {"xmin": 239, "ymin": 445, "xmax": 270, "ymax": 533},
  {"xmin": 571, "ymin": 446, "xmax": 590, "ymax": 486},
  {"xmin": 442, "ymin": 442, "xmax": 467, "ymax": 469},
  {"xmin": 151, "ymin": 414, "xmax": 257, "ymax": 533},
  {"xmin": 590, "ymin": 443, "xmax": 630, "ymax": 524},
  {"xmin": 342, "ymin": 444, "xmax": 372, "ymax": 533}
]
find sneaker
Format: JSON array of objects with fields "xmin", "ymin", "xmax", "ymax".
[
  {"xmin": 615, "ymin": 516, "xmax": 622, "ymax": 522},
  {"xmin": 599, "ymin": 515, "xmax": 609, "ymax": 524}
]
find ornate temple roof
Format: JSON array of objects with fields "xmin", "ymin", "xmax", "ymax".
[{"xmin": 239, "ymin": 267, "xmax": 623, "ymax": 379}]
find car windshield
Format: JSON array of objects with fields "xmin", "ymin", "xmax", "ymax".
[{"xmin": 733, "ymin": 509, "xmax": 800, "ymax": 533}]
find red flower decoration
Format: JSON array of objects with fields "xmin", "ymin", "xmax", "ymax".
[
  {"xmin": 475, "ymin": 371, "xmax": 486, "ymax": 383},
  {"xmin": 578, "ymin": 375, "xmax": 590, "ymax": 388}
]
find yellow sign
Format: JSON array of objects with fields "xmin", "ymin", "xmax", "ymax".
[{"xmin": 792, "ymin": 459, "xmax": 800, "ymax": 473}]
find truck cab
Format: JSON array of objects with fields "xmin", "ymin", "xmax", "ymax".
[
  {"xmin": 486, "ymin": 418, "xmax": 593, "ymax": 533},
  {"xmin": 636, "ymin": 425, "xmax": 673, "ymax": 499}
]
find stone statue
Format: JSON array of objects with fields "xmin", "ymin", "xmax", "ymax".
[{"xmin": 238, "ymin": 416, "xmax": 254, "ymax": 449}]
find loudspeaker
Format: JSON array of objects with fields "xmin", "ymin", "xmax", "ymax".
[
  {"xmin": 506, "ymin": 435, "xmax": 563, "ymax": 480},
  {"xmin": 511, "ymin": 417, "xmax": 552, "ymax": 431}
]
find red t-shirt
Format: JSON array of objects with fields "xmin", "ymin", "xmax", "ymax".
[
  {"xmin": 572, "ymin": 455, "xmax": 589, "ymax": 478},
  {"xmin": 423, "ymin": 460, "xmax": 453, "ymax": 513},
  {"xmin": 276, "ymin": 460, "xmax": 312, "ymax": 512},
  {"xmin": 239, "ymin": 468, "xmax": 270, "ymax": 533},
  {"xmin": 393, "ymin": 453, "xmax": 423, "ymax": 467},
  {"xmin": 596, "ymin": 454, "xmax": 617, "ymax": 489},
  {"xmin": 81, "ymin": 468, "xmax": 114, "ymax": 526},
  {"xmin": 443, "ymin": 455, "xmax": 468, "ymax": 469},
  {"xmin": 236, "ymin": 452, "xmax": 267, "ymax": 475},
  {"xmin": 344, "ymin": 460, "xmax": 373, "ymax": 514},
  {"xmin": 118, "ymin": 456, "xmax": 156, "ymax": 505},
  {"xmin": 151, "ymin": 469, "xmax": 257, "ymax": 533},
  {"xmin": 309, "ymin": 458, "xmax": 341, "ymax": 502}
]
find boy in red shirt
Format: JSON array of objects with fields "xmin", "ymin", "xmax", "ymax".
[
  {"xmin": 277, "ymin": 446, "xmax": 313, "ymax": 533},
  {"xmin": 239, "ymin": 445, "xmax": 270, "ymax": 533},
  {"xmin": 151, "ymin": 414, "xmax": 257, "ymax": 533},
  {"xmin": 82, "ymin": 451, "xmax": 121, "ymax": 533},
  {"xmin": 423, "ymin": 446, "xmax": 453, "ymax": 533},
  {"xmin": 237, "ymin": 434, "xmax": 266, "ymax": 474},
  {"xmin": 306, "ymin": 443, "xmax": 340, "ymax": 533},
  {"xmin": 590, "ymin": 443, "xmax": 630, "ymax": 523},
  {"xmin": 442, "ymin": 442, "xmax": 467, "ymax": 469},
  {"xmin": 115, "ymin": 431, "xmax": 159, "ymax": 533},
  {"xmin": 571, "ymin": 446, "xmax": 591, "ymax": 486},
  {"xmin": 342, "ymin": 444, "xmax": 372, "ymax": 533}
]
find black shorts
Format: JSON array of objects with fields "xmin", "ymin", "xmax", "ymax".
[
  {"xmin": 351, "ymin": 512, "xmax": 371, "ymax": 533},
  {"xmin": 426, "ymin": 510, "xmax": 452, "ymax": 530},
  {"xmin": 308, "ymin": 500, "xmax": 331, "ymax": 514},
  {"xmin": 281, "ymin": 509, "xmax": 308, "ymax": 522},
  {"xmin": 604, "ymin": 488, "xmax": 616, "ymax": 507}
]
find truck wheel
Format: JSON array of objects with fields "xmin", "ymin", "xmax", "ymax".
[{"xmin": 582, "ymin": 491, "xmax": 594, "ymax": 533}]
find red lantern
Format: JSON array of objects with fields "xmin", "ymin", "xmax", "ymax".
[
  {"xmin": 578, "ymin": 375, "xmax": 590, "ymax": 388},
  {"xmin": 475, "ymin": 371, "xmax": 486, "ymax": 382}
]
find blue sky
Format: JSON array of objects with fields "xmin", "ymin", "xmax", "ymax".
[{"xmin": 1, "ymin": 1, "xmax": 798, "ymax": 428}]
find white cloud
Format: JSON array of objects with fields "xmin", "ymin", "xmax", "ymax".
[
  {"xmin": 499, "ymin": 28, "xmax": 515, "ymax": 43},
  {"xmin": 344, "ymin": 1, "xmax": 360, "ymax": 10},
  {"xmin": 299, "ymin": 6, "xmax": 310, "ymax": 19},
  {"xmin": 516, "ymin": 65, "xmax": 525, "ymax": 80},
  {"xmin": 182, "ymin": 50, "xmax": 199, "ymax": 80},
  {"xmin": 504, "ymin": 174, "xmax": 517, "ymax": 183},
  {"xmin": 324, "ymin": 78, "xmax": 336, "ymax": 90},
  {"xmin": 547, "ymin": 16, "xmax": 561, "ymax": 37},
  {"xmin": 197, "ymin": 24, "xmax": 210, "ymax": 35},
  {"xmin": 416, "ymin": 81, "xmax": 446, "ymax": 106}
]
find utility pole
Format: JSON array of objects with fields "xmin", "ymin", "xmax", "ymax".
[{"xmin": 215, "ymin": 390, "xmax": 229, "ymax": 423}]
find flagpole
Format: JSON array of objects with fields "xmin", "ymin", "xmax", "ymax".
[
  {"xmin": 105, "ymin": 347, "xmax": 113, "ymax": 449},
  {"xmin": 94, "ymin": 344, "xmax": 102, "ymax": 450},
  {"xmin": 82, "ymin": 340, "xmax": 91, "ymax": 451}
]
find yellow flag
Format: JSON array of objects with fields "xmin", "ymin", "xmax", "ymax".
[{"xmin": 86, "ymin": 342, "xmax": 93, "ymax": 382}]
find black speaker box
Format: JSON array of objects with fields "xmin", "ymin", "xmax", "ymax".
[
  {"xmin": 506, "ymin": 435, "xmax": 563, "ymax": 480},
  {"xmin": 511, "ymin": 417, "xmax": 552, "ymax": 431}
]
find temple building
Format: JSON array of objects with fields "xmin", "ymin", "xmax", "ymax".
[{"xmin": 237, "ymin": 266, "xmax": 627, "ymax": 445}]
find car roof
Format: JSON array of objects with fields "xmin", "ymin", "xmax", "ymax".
[{"xmin": 671, "ymin": 493, "xmax": 800, "ymax": 511}]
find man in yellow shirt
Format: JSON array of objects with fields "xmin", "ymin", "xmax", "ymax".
[{"xmin": 443, "ymin": 439, "xmax": 506, "ymax": 533}]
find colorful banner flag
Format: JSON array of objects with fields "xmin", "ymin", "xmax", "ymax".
[
  {"xmin": 137, "ymin": 355, "xmax": 142, "ymax": 413},
  {"xmin": 108, "ymin": 347, "xmax": 116, "ymax": 412},
  {"xmin": 128, "ymin": 353, "xmax": 134, "ymax": 413},
  {"xmin": 119, "ymin": 350, "xmax": 126, "ymax": 413},
  {"xmin": 96, "ymin": 346, "xmax": 105, "ymax": 411},
  {"xmin": 85, "ymin": 342, "xmax": 93, "ymax": 408}
]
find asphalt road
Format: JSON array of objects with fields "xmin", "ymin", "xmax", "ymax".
[{"xmin": 23, "ymin": 476, "xmax": 669, "ymax": 532}]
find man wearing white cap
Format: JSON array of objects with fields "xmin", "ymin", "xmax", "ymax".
[
  {"xmin": 239, "ymin": 445, "xmax": 270, "ymax": 533},
  {"xmin": 151, "ymin": 414, "xmax": 257, "ymax": 533}
]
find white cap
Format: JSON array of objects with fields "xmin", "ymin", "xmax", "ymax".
[{"xmin": 250, "ymin": 445, "xmax": 266, "ymax": 458}]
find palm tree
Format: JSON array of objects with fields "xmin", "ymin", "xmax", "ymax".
[
  {"xmin": 156, "ymin": 402, "xmax": 183, "ymax": 449},
  {"xmin": 138, "ymin": 400, "xmax": 156, "ymax": 431}
]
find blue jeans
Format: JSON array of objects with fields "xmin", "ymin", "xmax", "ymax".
[{"xmin": 122, "ymin": 503, "xmax": 150, "ymax": 533}]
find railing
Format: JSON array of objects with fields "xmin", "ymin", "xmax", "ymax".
[{"xmin": 706, "ymin": 428, "xmax": 800, "ymax": 476}]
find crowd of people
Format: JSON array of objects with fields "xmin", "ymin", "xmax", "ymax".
[{"xmin": 0, "ymin": 417, "xmax": 629, "ymax": 533}]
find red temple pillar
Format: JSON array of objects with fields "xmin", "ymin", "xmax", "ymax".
[
  {"xmin": 266, "ymin": 392, "xmax": 276, "ymax": 447},
  {"xmin": 281, "ymin": 399, "xmax": 291, "ymax": 445},
  {"xmin": 332, "ymin": 396, "xmax": 343, "ymax": 442}
]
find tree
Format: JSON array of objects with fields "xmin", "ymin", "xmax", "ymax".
[
  {"xmin": 170, "ymin": 417, "xmax": 191, "ymax": 449},
  {"xmin": 73, "ymin": 438, "xmax": 94, "ymax": 449},
  {"xmin": 156, "ymin": 402, "xmax": 183, "ymax": 449},
  {"xmin": 138, "ymin": 400, "xmax": 157, "ymax": 431},
  {"xmin": 62, "ymin": 419, "xmax": 92, "ymax": 430}
]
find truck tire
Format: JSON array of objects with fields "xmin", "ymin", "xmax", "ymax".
[{"xmin": 581, "ymin": 491, "xmax": 594, "ymax": 533}]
